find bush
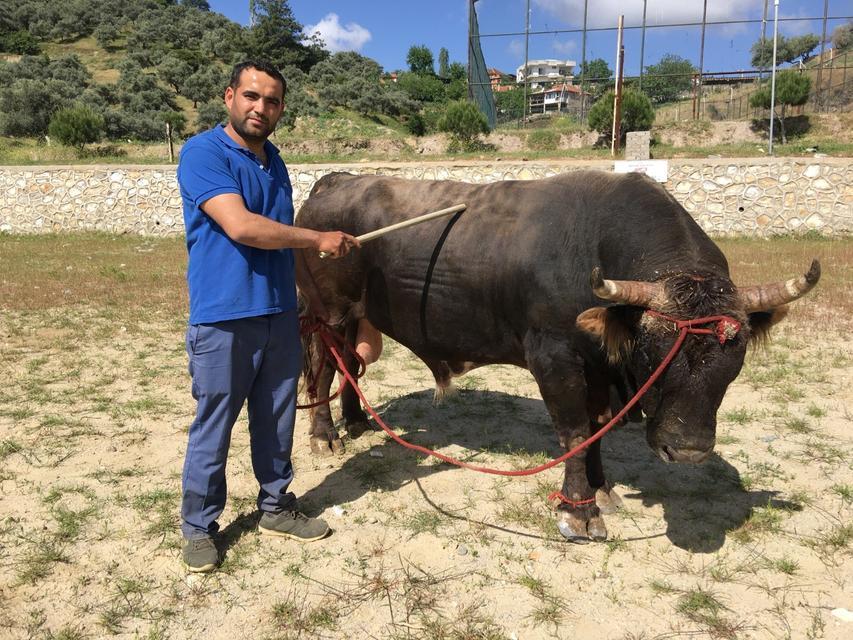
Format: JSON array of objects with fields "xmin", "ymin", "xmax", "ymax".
[
  {"xmin": 195, "ymin": 100, "xmax": 227, "ymax": 132},
  {"xmin": 48, "ymin": 105, "xmax": 104, "ymax": 149},
  {"xmin": 0, "ymin": 30, "xmax": 41, "ymax": 55},
  {"xmin": 438, "ymin": 100, "xmax": 489, "ymax": 151},
  {"xmin": 587, "ymin": 89, "xmax": 655, "ymax": 139},
  {"xmin": 405, "ymin": 112, "xmax": 426, "ymax": 137},
  {"xmin": 527, "ymin": 129, "xmax": 560, "ymax": 151}
]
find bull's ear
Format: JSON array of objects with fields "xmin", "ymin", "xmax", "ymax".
[
  {"xmin": 747, "ymin": 305, "xmax": 789, "ymax": 345},
  {"xmin": 576, "ymin": 306, "xmax": 637, "ymax": 362}
]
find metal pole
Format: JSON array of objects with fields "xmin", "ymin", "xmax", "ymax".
[
  {"xmin": 769, "ymin": 0, "xmax": 780, "ymax": 155},
  {"xmin": 521, "ymin": 0, "xmax": 530, "ymax": 127},
  {"xmin": 611, "ymin": 15, "xmax": 624, "ymax": 156},
  {"xmin": 639, "ymin": 0, "xmax": 647, "ymax": 90},
  {"xmin": 815, "ymin": 0, "xmax": 829, "ymax": 111},
  {"xmin": 580, "ymin": 0, "xmax": 588, "ymax": 122},
  {"xmin": 697, "ymin": 0, "xmax": 708, "ymax": 119},
  {"xmin": 760, "ymin": 0, "xmax": 769, "ymax": 79}
]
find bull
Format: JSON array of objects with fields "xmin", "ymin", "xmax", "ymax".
[{"xmin": 296, "ymin": 170, "xmax": 820, "ymax": 543}]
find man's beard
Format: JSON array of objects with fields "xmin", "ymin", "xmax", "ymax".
[{"xmin": 230, "ymin": 114, "xmax": 275, "ymax": 144}]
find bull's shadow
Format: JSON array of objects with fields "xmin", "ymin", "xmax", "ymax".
[{"xmin": 297, "ymin": 387, "xmax": 795, "ymax": 552}]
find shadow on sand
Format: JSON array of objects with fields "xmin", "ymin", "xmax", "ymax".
[{"xmin": 221, "ymin": 387, "xmax": 798, "ymax": 555}]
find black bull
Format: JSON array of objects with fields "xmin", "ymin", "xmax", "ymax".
[{"xmin": 296, "ymin": 170, "xmax": 820, "ymax": 543}]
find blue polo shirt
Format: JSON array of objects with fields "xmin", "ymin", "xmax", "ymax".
[{"xmin": 177, "ymin": 125, "xmax": 297, "ymax": 325}]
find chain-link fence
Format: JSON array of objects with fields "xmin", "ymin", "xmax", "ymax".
[{"xmin": 470, "ymin": 0, "xmax": 852, "ymax": 127}]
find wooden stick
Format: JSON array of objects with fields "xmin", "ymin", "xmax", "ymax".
[{"xmin": 319, "ymin": 203, "xmax": 466, "ymax": 258}]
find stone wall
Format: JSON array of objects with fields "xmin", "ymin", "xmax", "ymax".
[{"xmin": 1, "ymin": 158, "xmax": 850, "ymax": 237}]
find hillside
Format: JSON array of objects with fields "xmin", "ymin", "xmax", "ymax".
[{"xmin": 1, "ymin": 1, "xmax": 851, "ymax": 164}]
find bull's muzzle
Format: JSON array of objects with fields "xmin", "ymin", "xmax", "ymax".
[{"xmin": 656, "ymin": 444, "xmax": 713, "ymax": 464}]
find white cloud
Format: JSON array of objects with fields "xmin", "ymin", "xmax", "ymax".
[
  {"xmin": 508, "ymin": 39, "xmax": 525, "ymax": 58},
  {"xmin": 305, "ymin": 13, "xmax": 371, "ymax": 53},
  {"xmin": 531, "ymin": 0, "xmax": 763, "ymax": 29},
  {"xmin": 552, "ymin": 39, "xmax": 578, "ymax": 55}
]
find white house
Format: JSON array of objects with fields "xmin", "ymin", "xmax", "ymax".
[{"xmin": 516, "ymin": 59, "xmax": 576, "ymax": 88}]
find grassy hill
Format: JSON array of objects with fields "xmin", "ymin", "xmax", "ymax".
[{"xmin": 2, "ymin": 34, "xmax": 851, "ymax": 165}]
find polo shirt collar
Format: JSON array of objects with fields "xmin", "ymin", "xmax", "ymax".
[{"xmin": 214, "ymin": 124, "xmax": 280, "ymax": 159}]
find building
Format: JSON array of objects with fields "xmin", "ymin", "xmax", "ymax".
[
  {"xmin": 516, "ymin": 59, "xmax": 576, "ymax": 89},
  {"xmin": 487, "ymin": 67, "xmax": 514, "ymax": 92},
  {"xmin": 527, "ymin": 83, "xmax": 587, "ymax": 114}
]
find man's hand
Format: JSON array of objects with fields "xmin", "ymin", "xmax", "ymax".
[{"xmin": 316, "ymin": 231, "xmax": 359, "ymax": 258}]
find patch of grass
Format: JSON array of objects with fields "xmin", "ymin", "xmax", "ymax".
[
  {"xmin": 721, "ymin": 407, "xmax": 754, "ymax": 425},
  {"xmin": 15, "ymin": 537, "xmax": 69, "ymax": 585},
  {"xmin": 676, "ymin": 587, "xmax": 739, "ymax": 639},
  {"xmin": 831, "ymin": 484, "xmax": 853, "ymax": 504},
  {"xmin": 404, "ymin": 510, "xmax": 445, "ymax": 537},
  {"xmin": 783, "ymin": 416, "xmax": 812, "ymax": 434},
  {"xmin": 766, "ymin": 556, "xmax": 799, "ymax": 575},
  {"xmin": 0, "ymin": 439, "xmax": 23, "ymax": 461},
  {"xmin": 805, "ymin": 403, "xmax": 826, "ymax": 418},
  {"xmin": 267, "ymin": 594, "xmax": 340, "ymax": 639},
  {"xmin": 729, "ymin": 503, "xmax": 786, "ymax": 543}
]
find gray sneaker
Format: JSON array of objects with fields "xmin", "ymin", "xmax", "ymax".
[
  {"xmin": 182, "ymin": 535, "xmax": 218, "ymax": 573},
  {"xmin": 258, "ymin": 511, "xmax": 330, "ymax": 542}
]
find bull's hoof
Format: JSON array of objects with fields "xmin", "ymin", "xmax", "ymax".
[
  {"xmin": 587, "ymin": 515, "xmax": 608, "ymax": 541},
  {"xmin": 345, "ymin": 420, "xmax": 371, "ymax": 439},
  {"xmin": 310, "ymin": 435, "xmax": 345, "ymax": 457},
  {"xmin": 595, "ymin": 485, "xmax": 624, "ymax": 514},
  {"xmin": 556, "ymin": 510, "xmax": 608, "ymax": 543}
]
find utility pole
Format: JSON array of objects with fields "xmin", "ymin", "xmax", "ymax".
[
  {"xmin": 639, "ymin": 0, "xmax": 648, "ymax": 90},
  {"xmin": 769, "ymin": 0, "xmax": 780, "ymax": 155},
  {"xmin": 697, "ymin": 0, "xmax": 708, "ymax": 119},
  {"xmin": 611, "ymin": 15, "xmax": 624, "ymax": 157},
  {"xmin": 522, "ymin": 0, "xmax": 530, "ymax": 127},
  {"xmin": 579, "ymin": 0, "xmax": 588, "ymax": 122}
]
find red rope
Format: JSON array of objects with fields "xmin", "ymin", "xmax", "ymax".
[{"xmin": 299, "ymin": 311, "xmax": 740, "ymax": 478}]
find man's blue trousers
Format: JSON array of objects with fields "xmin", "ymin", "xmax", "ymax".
[{"xmin": 181, "ymin": 310, "xmax": 302, "ymax": 539}]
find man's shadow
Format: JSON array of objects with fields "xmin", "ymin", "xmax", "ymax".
[{"xmin": 220, "ymin": 388, "xmax": 798, "ymax": 554}]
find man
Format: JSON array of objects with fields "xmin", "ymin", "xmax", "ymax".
[{"xmin": 177, "ymin": 60, "xmax": 359, "ymax": 573}]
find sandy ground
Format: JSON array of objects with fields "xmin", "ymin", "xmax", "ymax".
[{"xmin": 0, "ymin": 309, "xmax": 851, "ymax": 639}]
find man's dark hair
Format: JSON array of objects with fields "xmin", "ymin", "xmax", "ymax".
[{"xmin": 229, "ymin": 60, "xmax": 287, "ymax": 98}]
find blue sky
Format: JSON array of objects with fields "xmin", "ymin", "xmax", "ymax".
[{"xmin": 209, "ymin": 1, "xmax": 850, "ymax": 77}]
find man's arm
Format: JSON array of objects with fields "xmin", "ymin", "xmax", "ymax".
[{"xmin": 202, "ymin": 193, "xmax": 358, "ymax": 258}]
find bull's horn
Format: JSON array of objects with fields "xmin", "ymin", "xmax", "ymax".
[
  {"xmin": 738, "ymin": 259, "xmax": 821, "ymax": 312},
  {"xmin": 590, "ymin": 267, "xmax": 666, "ymax": 308}
]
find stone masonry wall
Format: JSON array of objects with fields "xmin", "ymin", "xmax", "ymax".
[{"xmin": 0, "ymin": 158, "xmax": 850, "ymax": 237}]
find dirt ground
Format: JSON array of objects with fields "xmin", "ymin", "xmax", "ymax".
[{"xmin": 0, "ymin": 240, "xmax": 851, "ymax": 639}]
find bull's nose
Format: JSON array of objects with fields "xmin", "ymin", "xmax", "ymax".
[{"xmin": 658, "ymin": 445, "xmax": 713, "ymax": 464}]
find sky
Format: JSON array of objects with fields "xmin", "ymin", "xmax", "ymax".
[{"xmin": 208, "ymin": 1, "xmax": 851, "ymax": 78}]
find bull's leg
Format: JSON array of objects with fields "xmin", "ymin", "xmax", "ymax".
[
  {"xmin": 525, "ymin": 332, "xmax": 607, "ymax": 543},
  {"xmin": 306, "ymin": 329, "xmax": 345, "ymax": 457},
  {"xmin": 340, "ymin": 318, "xmax": 372, "ymax": 439},
  {"xmin": 585, "ymin": 373, "xmax": 624, "ymax": 514}
]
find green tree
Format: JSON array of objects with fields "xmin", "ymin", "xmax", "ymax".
[
  {"xmin": 579, "ymin": 58, "xmax": 612, "ymax": 100},
  {"xmin": 248, "ymin": 0, "xmax": 327, "ymax": 73},
  {"xmin": 195, "ymin": 100, "xmax": 227, "ymax": 132},
  {"xmin": 406, "ymin": 45, "xmax": 435, "ymax": 75},
  {"xmin": 158, "ymin": 55, "xmax": 193, "ymax": 94},
  {"xmin": 0, "ymin": 79, "xmax": 57, "ymax": 136},
  {"xmin": 642, "ymin": 53, "xmax": 695, "ymax": 104},
  {"xmin": 587, "ymin": 89, "xmax": 655, "ymax": 140},
  {"xmin": 182, "ymin": 65, "xmax": 226, "ymax": 107},
  {"xmin": 438, "ymin": 100, "xmax": 489, "ymax": 151},
  {"xmin": 831, "ymin": 21, "xmax": 852, "ymax": 50},
  {"xmin": 438, "ymin": 47, "xmax": 449, "ymax": 78},
  {"xmin": 309, "ymin": 51, "xmax": 383, "ymax": 110},
  {"xmin": 398, "ymin": 71, "xmax": 445, "ymax": 103},
  {"xmin": 48, "ymin": 105, "xmax": 104, "ymax": 150},
  {"xmin": 751, "ymin": 34, "xmax": 820, "ymax": 68},
  {"xmin": 0, "ymin": 30, "xmax": 41, "ymax": 55},
  {"xmin": 494, "ymin": 87, "xmax": 525, "ymax": 120},
  {"xmin": 749, "ymin": 69, "xmax": 811, "ymax": 144}
]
